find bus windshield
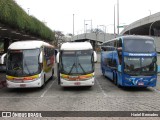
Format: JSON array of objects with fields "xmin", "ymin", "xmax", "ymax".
[
  {"xmin": 7, "ymin": 49, "xmax": 40, "ymax": 77},
  {"xmin": 60, "ymin": 50, "xmax": 93, "ymax": 75},
  {"xmin": 124, "ymin": 57, "xmax": 157, "ymax": 76},
  {"xmin": 124, "ymin": 39, "xmax": 155, "ymax": 53}
]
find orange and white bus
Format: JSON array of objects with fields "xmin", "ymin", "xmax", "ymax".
[
  {"xmin": 56, "ymin": 42, "xmax": 97, "ymax": 87},
  {"xmin": 5, "ymin": 40, "xmax": 55, "ymax": 88}
]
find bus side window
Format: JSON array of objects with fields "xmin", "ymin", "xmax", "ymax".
[
  {"xmin": 112, "ymin": 59, "xmax": 117, "ymax": 67},
  {"xmin": 117, "ymin": 39, "xmax": 122, "ymax": 64},
  {"xmin": 101, "ymin": 47, "xmax": 106, "ymax": 51},
  {"xmin": 117, "ymin": 39, "xmax": 122, "ymax": 47}
]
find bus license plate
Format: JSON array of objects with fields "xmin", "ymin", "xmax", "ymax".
[
  {"xmin": 138, "ymin": 82, "xmax": 144, "ymax": 86},
  {"xmin": 20, "ymin": 84, "xmax": 26, "ymax": 87},
  {"xmin": 74, "ymin": 82, "xmax": 81, "ymax": 85}
]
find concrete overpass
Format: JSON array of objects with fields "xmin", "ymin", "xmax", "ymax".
[
  {"xmin": 120, "ymin": 12, "xmax": 160, "ymax": 52},
  {"xmin": 0, "ymin": 23, "xmax": 39, "ymax": 54},
  {"xmin": 72, "ymin": 33, "xmax": 116, "ymax": 50},
  {"xmin": 121, "ymin": 12, "xmax": 160, "ymax": 36}
]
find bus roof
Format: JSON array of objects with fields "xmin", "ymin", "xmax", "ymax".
[
  {"xmin": 121, "ymin": 35, "xmax": 154, "ymax": 40},
  {"xmin": 8, "ymin": 40, "xmax": 54, "ymax": 50},
  {"xmin": 60, "ymin": 42, "xmax": 93, "ymax": 50},
  {"xmin": 103, "ymin": 35, "xmax": 154, "ymax": 44}
]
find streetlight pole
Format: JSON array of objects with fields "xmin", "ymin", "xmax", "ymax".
[
  {"xmin": 117, "ymin": 0, "xmax": 119, "ymax": 35},
  {"xmin": 27, "ymin": 8, "xmax": 30, "ymax": 15},
  {"xmin": 149, "ymin": 21, "xmax": 156, "ymax": 36},
  {"xmin": 114, "ymin": 5, "xmax": 116, "ymax": 38},
  {"xmin": 85, "ymin": 24, "xmax": 88, "ymax": 33},
  {"xmin": 85, "ymin": 24, "xmax": 88, "ymax": 39},
  {"xmin": 149, "ymin": 10, "xmax": 151, "ymax": 16},
  {"xmin": 73, "ymin": 14, "xmax": 74, "ymax": 36},
  {"xmin": 99, "ymin": 25, "xmax": 106, "ymax": 42},
  {"xmin": 84, "ymin": 20, "xmax": 92, "ymax": 33}
]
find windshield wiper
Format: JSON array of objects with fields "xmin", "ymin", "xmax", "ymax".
[
  {"xmin": 68, "ymin": 63, "xmax": 76, "ymax": 75},
  {"xmin": 78, "ymin": 63, "xmax": 86, "ymax": 74},
  {"xmin": 24, "ymin": 59, "xmax": 32, "ymax": 76}
]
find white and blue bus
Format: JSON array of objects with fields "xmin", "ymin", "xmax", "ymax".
[
  {"xmin": 5, "ymin": 40, "xmax": 55, "ymax": 88},
  {"xmin": 56, "ymin": 42, "xmax": 97, "ymax": 87},
  {"xmin": 101, "ymin": 35, "xmax": 160, "ymax": 87}
]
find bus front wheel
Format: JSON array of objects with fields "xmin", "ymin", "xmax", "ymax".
[
  {"xmin": 113, "ymin": 74, "xmax": 117, "ymax": 85},
  {"xmin": 41, "ymin": 75, "xmax": 46, "ymax": 89},
  {"xmin": 51, "ymin": 69, "xmax": 54, "ymax": 80}
]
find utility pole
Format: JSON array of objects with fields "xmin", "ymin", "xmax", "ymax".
[
  {"xmin": 114, "ymin": 5, "xmax": 116, "ymax": 37},
  {"xmin": 73, "ymin": 14, "xmax": 74, "ymax": 36},
  {"xmin": 27, "ymin": 8, "xmax": 30, "ymax": 15},
  {"xmin": 84, "ymin": 20, "xmax": 92, "ymax": 33},
  {"xmin": 117, "ymin": 0, "xmax": 119, "ymax": 35}
]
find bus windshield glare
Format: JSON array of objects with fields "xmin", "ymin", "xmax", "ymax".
[
  {"xmin": 60, "ymin": 50, "xmax": 93, "ymax": 75},
  {"xmin": 124, "ymin": 39, "xmax": 155, "ymax": 52},
  {"xmin": 124, "ymin": 57, "xmax": 157, "ymax": 76},
  {"xmin": 7, "ymin": 49, "xmax": 40, "ymax": 77}
]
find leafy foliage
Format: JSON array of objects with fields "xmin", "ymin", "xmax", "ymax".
[{"xmin": 0, "ymin": 0, "xmax": 54, "ymax": 41}]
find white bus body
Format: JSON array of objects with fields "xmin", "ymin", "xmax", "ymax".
[
  {"xmin": 6, "ymin": 40, "xmax": 55, "ymax": 88},
  {"xmin": 56, "ymin": 42, "xmax": 97, "ymax": 87}
]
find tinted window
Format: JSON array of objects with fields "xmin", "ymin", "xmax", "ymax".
[
  {"xmin": 60, "ymin": 50, "xmax": 94, "ymax": 75},
  {"xmin": 124, "ymin": 39, "xmax": 155, "ymax": 52}
]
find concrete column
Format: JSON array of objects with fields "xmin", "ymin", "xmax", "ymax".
[{"xmin": 4, "ymin": 38, "xmax": 10, "ymax": 53}]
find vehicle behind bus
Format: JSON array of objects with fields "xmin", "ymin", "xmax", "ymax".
[
  {"xmin": 5, "ymin": 41, "xmax": 55, "ymax": 88},
  {"xmin": 101, "ymin": 35, "xmax": 160, "ymax": 87},
  {"xmin": 56, "ymin": 42, "xmax": 97, "ymax": 87}
]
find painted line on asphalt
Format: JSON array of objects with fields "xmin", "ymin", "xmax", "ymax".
[
  {"xmin": 152, "ymin": 87, "xmax": 160, "ymax": 93},
  {"xmin": 96, "ymin": 79, "xmax": 107, "ymax": 97},
  {"xmin": 40, "ymin": 80, "xmax": 55, "ymax": 98}
]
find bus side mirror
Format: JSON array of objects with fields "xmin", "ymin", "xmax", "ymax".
[
  {"xmin": 56, "ymin": 52, "xmax": 60, "ymax": 63},
  {"xmin": 94, "ymin": 51, "xmax": 97, "ymax": 62},
  {"xmin": 118, "ymin": 65, "xmax": 121, "ymax": 72},
  {"xmin": 157, "ymin": 66, "xmax": 160, "ymax": 73},
  {"xmin": 39, "ymin": 52, "xmax": 43, "ymax": 63},
  {"xmin": 0, "ymin": 53, "xmax": 6, "ymax": 64}
]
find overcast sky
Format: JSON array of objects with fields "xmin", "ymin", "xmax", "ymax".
[{"xmin": 15, "ymin": 0, "xmax": 160, "ymax": 35}]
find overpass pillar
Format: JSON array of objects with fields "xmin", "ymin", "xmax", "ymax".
[{"xmin": 4, "ymin": 38, "xmax": 11, "ymax": 53}]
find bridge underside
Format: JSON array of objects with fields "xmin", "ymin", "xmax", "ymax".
[
  {"xmin": 124, "ymin": 21, "xmax": 160, "ymax": 36},
  {"xmin": 0, "ymin": 23, "xmax": 38, "ymax": 54}
]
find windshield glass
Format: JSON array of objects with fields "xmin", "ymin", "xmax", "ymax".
[
  {"xmin": 60, "ymin": 50, "xmax": 93, "ymax": 75},
  {"xmin": 7, "ymin": 49, "xmax": 40, "ymax": 77},
  {"xmin": 124, "ymin": 39, "xmax": 155, "ymax": 53},
  {"xmin": 124, "ymin": 57, "xmax": 156, "ymax": 76}
]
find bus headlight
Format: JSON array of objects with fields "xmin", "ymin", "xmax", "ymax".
[
  {"xmin": 60, "ymin": 73, "xmax": 94, "ymax": 81},
  {"xmin": 150, "ymin": 78, "xmax": 156, "ymax": 82},
  {"xmin": 61, "ymin": 74, "xmax": 69, "ymax": 80},
  {"xmin": 79, "ymin": 74, "xmax": 94, "ymax": 80},
  {"xmin": 6, "ymin": 75, "xmax": 40, "ymax": 82},
  {"xmin": 125, "ymin": 77, "xmax": 132, "ymax": 82}
]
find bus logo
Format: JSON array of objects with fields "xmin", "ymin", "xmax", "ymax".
[{"xmin": 2, "ymin": 112, "xmax": 12, "ymax": 117}]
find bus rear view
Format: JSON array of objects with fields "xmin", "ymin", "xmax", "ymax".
[{"xmin": 56, "ymin": 42, "xmax": 97, "ymax": 87}]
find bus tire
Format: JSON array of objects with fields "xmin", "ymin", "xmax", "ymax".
[
  {"xmin": 41, "ymin": 75, "xmax": 46, "ymax": 88},
  {"xmin": 87, "ymin": 86, "xmax": 92, "ymax": 88},
  {"xmin": 115, "ymin": 75, "xmax": 121, "ymax": 88},
  {"xmin": 113, "ymin": 74, "xmax": 117, "ymax": 85},
  {"xmin": 51, "ymin": 69, "xmax": 54, "ymax": 80}
]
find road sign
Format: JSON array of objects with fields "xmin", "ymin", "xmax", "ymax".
[{"xmin": 117, "ymin": 25, "xmax": 124, "ymax": 28}]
